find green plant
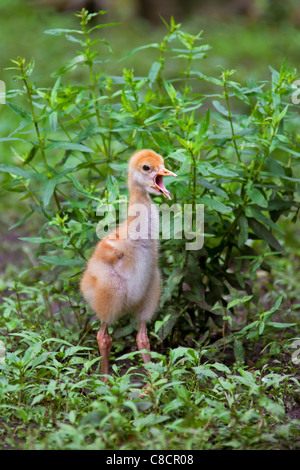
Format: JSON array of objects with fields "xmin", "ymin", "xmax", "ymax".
[
  {"xmin": 1, "ymin": 10, "xmax": 299, "ymax": 344},
  {"xmin": 0, "ymin": 9, "xmax": 299, "ymax": 450}
]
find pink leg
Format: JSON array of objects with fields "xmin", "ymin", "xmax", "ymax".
[
  {"xmin": 97, "ymin": 322, "xmax": 112, "ymax": 382},
  {"xmin": 136, "ymin": 321, "xmax": 151, "ymax": 364}
]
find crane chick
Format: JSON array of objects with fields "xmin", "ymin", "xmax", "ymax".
[{"xmin": 80, "ymin": 149, "xmax": 177, "ymax": 381}]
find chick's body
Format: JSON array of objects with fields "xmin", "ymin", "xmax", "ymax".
[
  {"xmin": 80, "ymin": 203, "xmax": 160, "ymax": 324},
  {"xmin": 80, "ymin": 149, "xmax": 176, "ymax": 380}
]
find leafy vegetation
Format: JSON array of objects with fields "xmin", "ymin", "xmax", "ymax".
[{"xmin": 0, "ymin": 8, "xmax": 299, "ymax": 450}]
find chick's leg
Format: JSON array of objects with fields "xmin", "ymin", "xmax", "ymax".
[
  {"xmin": 136, "ymin": 268, "xmax": 160, "ymax": 365},
  {"xmin": 136, "ymin": 321, "xmax": 151, "ymax": 364},
  {"xmin": 97, "ymin": 322, "xmax": 112, "ymax": 381}
]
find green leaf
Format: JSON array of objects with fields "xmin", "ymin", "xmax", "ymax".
[
  {"xmin": 49, "ymin": 111, "xmax": 58, "ymax": 133},
  {"xmin": 0, "ymin": 164, "xmax": 44, "ymax": 180},
  {"xmin": 266, "ymin": 322, "xmax": 296, "ymax": 328},
  {"xmin": 169, "ymin": 347, "xmax": 198, "ymax": 365},
  {"xmin": 8, "ymin": 210, "xmax": 34, "ymax": 230},
  {"xmin": 246, "ymin": 206, "xmax": 284, "ymax": 233},
  {"xmin": 164, "ymin": 81, "xmax": 178, "ymax": 102},
  {"xmin": 168, "ymin": 150, "xmax": 188, "ymax": 163},
  {"xmin": 268, "ymin": 199, "xmax": 294, "ymax": 211},
  {"xmin": 133, "ymin": 413, "xmax": 169, "ymax": 431},
  {"xmin": 248, "ymin": 218, "xmax": 284, "ymax": 252},
  {"xmin": 31, "ymin": 393, "xmax": 45, "ymax": 406},
  {"xmin": 43, "ymin": 178, "xmax": 58, "ymax": 208},
  {"xmin": 238, "ymin": 320, "xmax": 259, "ymax": 336},
  {"xmin": 212, "ymin": 100, "xmax": 229, "ymax": 116},
  {"xmin": 277, "ymin": 145, "xmax": 300, "ymax": 159},
  {"xmin": 199, "ymin": 179, "xmax": 227, "ymax": 198},
  {"xmin": 24, "ymin": 145, "xmax": 38, "ymax": 164},
  {"xmin": 275, "ymin": 104, "xmax": 288, "ymax": 124},
  {"xmin": 211, "ymin": 363, "xmax": 231, "ymax": 374},
  {"xmin": 238, "ymin": 214, "xmax": 248, "ymax": 247},
  {"xmin": 47, "ymin": 141, "xmax": 94, "ymax": 153},
  {"xmin": 19, "ymin": 236, "xmax": 64, "ymax": 244},
  {"xmin": 44, "ymin": 28, "xmax": 83, "ymax": 36},
  {"xmin": 258, "ymin": 320, "xmax": 266, "ymax": 335},
  {"xmin": 148, "ymin": 61, "xmax": 162, "ymax": 86},
  {"xmin": 258, "ymin": 396, "xmax": 285, "ymax": 418},
  {"xmin": 52, "ymin": 55, "xmax": 85, "ymax": 76},
  {"xmin": 262, "ymin": 295, "xmax": 283, "ymax": 320},
  {"xmin": 23, "ymin": 342, "xmax": 42, "ymax": 365},
  {"xmin": 234, "ymin": 339, "xmax": 245, "ymax": 364},
  {"xmin": 160, "ymin": 268, "xmax": 183, "ymax": 307},
  {"xmin": 68, "ymin": 174, "xmax": 91, "ymax": 196},
  {"xmin": 144, "ymin": 110, "xmax": 167, "ymax": 125},
  {"xmin": 154, "ymin": 314, "xmax": 171, "ymax": 334},
  {"xmin": 265, "ymin": 156, "xmax": 286, "ymax": 177},
  {"xmin": 208, "ymin": 166, "xmax": 240, "ymax": 178},
  {"xmin": 199, "ymin": 197, "xmax": 232, "ymax": 214},
  {"xmin": 190, "ymin": 70, "xmax": 223, "ymax": 86},
  {"xmin": 119, "ymin": 43, "xmax": 159, "ymax": 62},
  {"xmin": 198, "ymin": 109, "xmax": 210, "ymax": 138},
  {"xmin": 0, "ymin": 137, "xmax": 28, "ymax": 143},
  {"xmin": 113, "ymin": 324, "xmax": 134, "ymax": 339},
  {"xmin": 88, "ymin": 22, "xmax": 120, "ymax": 33},
  {"xmin": 163, "ymin": 398, "xmax": 184, "ymax": 414},
  {"xmin": 193, "ymin": 365, "xmax": 218, "ymax": 379},
  {"xmin": 64, "ymin": 34, "xmax": 85, "ymax": 46},
  {"xmin": 39, "ymin": 256, "xmax": 85, "ymax": 267},
  {"xmin": 246, "ymin": 187, "xmax": 268, "ymax": 208},
  {"xmin": 6, "ymin": 102, "xmax": 31, "ymax": 120},
  {"xmin": 227, "ymin": 295, "xmax": 253, "ymax": 310}
]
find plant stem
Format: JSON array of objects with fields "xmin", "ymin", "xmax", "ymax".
[
  {"xmin": 223, "ymin": 80, "xmax": 241, "ymax": 163},
  {"xmin": 81, "ymin": 19, "xmax": 109, "ymax": 158},
  {"xmin": 184, "ymin": 49, "xmax": 194, "ymax": 97},
  {"xmin": 218, "ymin": 120, "xmax": 278, "ymax": 257},
  {"xmin": 19, "ymin": 62, "xmax": 50, "ymax": 177}
]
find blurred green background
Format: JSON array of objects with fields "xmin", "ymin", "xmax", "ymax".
[
  {"xmin": 1, "ymin": 0, "xmax": 300, "ymax": 136},
  {"xmin": 1, "ymin": 0, "xmax": 300, "ymax": 87},
  {"xmin": 0, "ymin": 0, "xmax": 299, "ymax": 226}
]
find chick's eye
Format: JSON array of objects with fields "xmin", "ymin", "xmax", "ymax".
[{"xmin": 143, "ymin": 165, "xmax": 150, "ymax": 171}]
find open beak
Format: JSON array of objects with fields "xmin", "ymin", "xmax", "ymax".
[{"xmin": 154, "ymin": 168, "xmax": 177, "ymax": 200}]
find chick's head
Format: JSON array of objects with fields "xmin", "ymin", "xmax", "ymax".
[{"xmin": 128, "ymin": 149, "xmax": 177, "ymax": 200}]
